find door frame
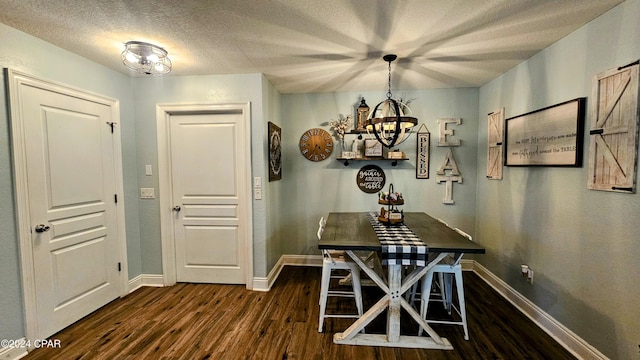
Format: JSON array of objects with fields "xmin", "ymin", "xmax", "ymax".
[
  {"xmin": 156, "ymin": 102, "xmax": 254, "ymax": 289},
  {"xmin": 6, "ymin": 69, "xmax": 128, "ymax": 340}
]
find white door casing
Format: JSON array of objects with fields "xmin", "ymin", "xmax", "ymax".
[
  {"xmin": 7, "ymin": 69, "xmax": 127, "ymax": 341},
  {"xmin": 157, "ymin": 103, "xmax": 253, "ymax": 287}
]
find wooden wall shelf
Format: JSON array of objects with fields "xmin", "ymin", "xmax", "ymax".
[{"xmin": 336, "ymin": 157, "xmax": 407, "ymax": 166}]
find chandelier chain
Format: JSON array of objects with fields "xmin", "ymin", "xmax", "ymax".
[
  {"xmin": 386, "ymin": 60, "xmax": 393, "ymax": 99},
  {"xmin": 364, "ymin": 54, "xmax": 417, "ymax": 148}
]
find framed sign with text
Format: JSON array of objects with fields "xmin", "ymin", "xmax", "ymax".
[
  {"xmin": 505, "ymin": 98, "xmax": 585, "ymax": 166},
  {"xmin": 356, "ymin": 164, "xmax": 386, "ymax": 193},
  {"xmin": 416, "ymin": 124, "xmax": 430, "ymax": 179},
  {"xmin": 364, "ymin": 139, "xmax": 383, "ymax": 157}
]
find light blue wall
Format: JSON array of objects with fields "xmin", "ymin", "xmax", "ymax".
[
  {"xmin": 2, "ymin": 1, "xmax": 638, "ymax": 358},
  {"xmin": 476, "ymin": 0, "xmax": 640, "ymax": 358},
  {"xmin": 131, "ymin": 74, "xmax": 270, "ymax": 276},
  {"xmin": 0, "ymin": 23, "xmax": 139, "ymax": 341},
  {"xmin": 280, "ymin": 89, "xmax": 479, "ymax": 255},
  {"xmin": 263, "ymin": 76, "xmax": 284, "ymax": 272},
  {"xmin": 0, "ymin": 69, "xmax": 24, "ymax": 342}
]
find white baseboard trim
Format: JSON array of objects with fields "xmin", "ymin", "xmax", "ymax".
[
  {"xmin": 257, "ymin": 255, "xmax": 468, "ymax": 292},
  {"xmin": 471, "ymin": 261, "xmax": 608, "ymax": 360},
  {"xmin": 460, "ymin": 258, "xmax": 474, "ymax": 271},
  {"xmin": 253, "ymin": 254, "xmax": 322, "ymax": 292},
  {"xmin": 251, "ymin": 277, "xmax": 270, "ymax": 292},
  {"xmin": 0, "ymin": 338, "xmax": 28, "ymax": 360},
  {"xmin": 257, "ymin": 255, "xmax": 466, "ymax": 291},
  {"xmin": 282, "ymin": 254, "xmax": 323, "ymax": 267},
  {"xmin": 128, "ymin": 274, "xmax": 165, "ymax": 293}
]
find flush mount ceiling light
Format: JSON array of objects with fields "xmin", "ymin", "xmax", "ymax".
[
  {"xmin": 365, "ymin": 54, "xmax": 417, "ymax": 148},
  {"xmin": 121, "ymin": 41, "xmax": 172, "ymax": 76}
]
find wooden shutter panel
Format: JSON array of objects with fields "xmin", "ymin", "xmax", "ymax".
[
  {"xmin": 588, "ymin": 62, "xmax": 639, "ymax": 193},
  {"xmin": 487, "ymin": 108, "xmax": 504, "ymax": 180}
]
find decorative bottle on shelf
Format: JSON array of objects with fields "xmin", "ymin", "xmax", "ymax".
[{"xmin": 351, "ymin": 138, "xmax": 361, "ymax": 158}]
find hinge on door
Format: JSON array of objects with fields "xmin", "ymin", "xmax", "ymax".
[
  {"xmin": 114, "ymin": 194, "xmax": 118, "ymax": 203},
  {"xmin": 106, "ymin": 122, "xmax": 117, "ymax": 133},
  {"xmin": 612, "ymin": 186, "xmax": 633, "ymax": 192},
  {"xmin": 118, "ymin": 262, "xmax": 122, "ymax": 272},
  {"xmin": 618, "ymin": 59, "xmax": 639, "ymax": 70}
]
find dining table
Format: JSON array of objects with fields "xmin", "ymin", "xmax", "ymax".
[{"xmin": 318, "ymin": 212, "xmax": 485, "ymax": 349}]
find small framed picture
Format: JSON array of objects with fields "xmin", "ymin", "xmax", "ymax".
[
  {"xmin": 364, "ymin": 139, "xmax": 383, "ymax": 157},
  {"xmin": 268, "ymin": 122, "xmax": 282, "ymax": 181}
]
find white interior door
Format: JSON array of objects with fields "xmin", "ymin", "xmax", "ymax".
[
  {"xmin": 169, "ymin": 111, "xmax": 249, "ymax": 284},
  {"xmin": 11, "ymin": 76, "xmax": 123, "ymax": 339}
]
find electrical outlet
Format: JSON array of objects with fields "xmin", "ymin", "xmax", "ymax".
[{"xmin": 527, "ymin": 268, "xmax": 534, "ymax": 284}]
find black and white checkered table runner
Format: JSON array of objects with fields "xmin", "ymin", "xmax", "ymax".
[{"xmin": 367, "ymin": 212, "xmax": 427, "ymax": 266}]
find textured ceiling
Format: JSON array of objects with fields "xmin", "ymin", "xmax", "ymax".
[{"xmin": 0, "ymin": 0, "xmax": 624, "ymax": 93}]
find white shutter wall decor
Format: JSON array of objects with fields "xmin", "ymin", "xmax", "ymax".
[
  {"xmin": 588, "ymin": 60, "xmax": 640, "ymax": 193},
  {"xmin": 487, "ymin": 108, "xmax": 505, "ymax": 179}
]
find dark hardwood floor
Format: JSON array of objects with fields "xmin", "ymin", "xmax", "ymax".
[{"xmin": 24, "ymin": 266, "xmax": 576, "ymax": 360}]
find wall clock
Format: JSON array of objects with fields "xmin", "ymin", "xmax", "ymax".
[{"xmin": 299, "ymin": 128, "xmax": 333, "ymax": 161}]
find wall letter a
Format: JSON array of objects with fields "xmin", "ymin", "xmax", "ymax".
[{"xmin": 436, "ymin": 148, "xmax": 462, "ymax": 204}]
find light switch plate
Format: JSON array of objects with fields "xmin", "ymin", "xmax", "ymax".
[
  {"xmin": 140, "ymin": 188, "xmax": 155, "ymax": 199},
  {"xmin": 145, "ymin": 165, "xmax": 153, "ymax": 176}
]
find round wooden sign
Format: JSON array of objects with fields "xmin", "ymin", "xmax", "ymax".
[{"xmin": 357, "ymin": 165, "xmax": 386, "ymax": 193}]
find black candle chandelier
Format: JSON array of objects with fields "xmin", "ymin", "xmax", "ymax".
[{"xmin": 365, "ymin": 54, "xmax": 418, "ymax": 148}]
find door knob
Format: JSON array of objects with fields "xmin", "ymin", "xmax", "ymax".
[
  {"xmin": 34, "ymin": 224, "xmax": 50, "ymax": 233},
  {"xmin": 173, "ymin": 206, "xmax": 181, "ymax": 212}
]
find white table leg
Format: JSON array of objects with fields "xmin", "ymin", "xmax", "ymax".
[
  {"xmin": 333, "ymin": 251, "xmax": 453, "ymax": 350},
  {"xmin": 345, "ymin": 250, "xmax": 388, "ymax": 292},
  {"xmin": 387, "ymin": 264, "xmax": 402, "ymax": 342}
]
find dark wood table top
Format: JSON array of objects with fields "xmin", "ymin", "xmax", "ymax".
[{"xmin": 318, "ymin": 212, "xmax": 485, "ymax": 254}]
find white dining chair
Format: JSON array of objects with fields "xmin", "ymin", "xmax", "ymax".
[
  {"xmin": 417, "ymin": 227, "xmax": 472, "ymax": 340},
  {"xmin": 317, "ymin": 216, "xmax": 364, "ymax": 332}
]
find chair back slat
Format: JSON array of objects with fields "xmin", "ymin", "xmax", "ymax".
[
  {"xmin": 317, "ymin": 216, "xmax": 325, "ymax": 240},
  {"xmin": 318, "ymin": 216, "xmax": 334, "ymax": 263}
]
